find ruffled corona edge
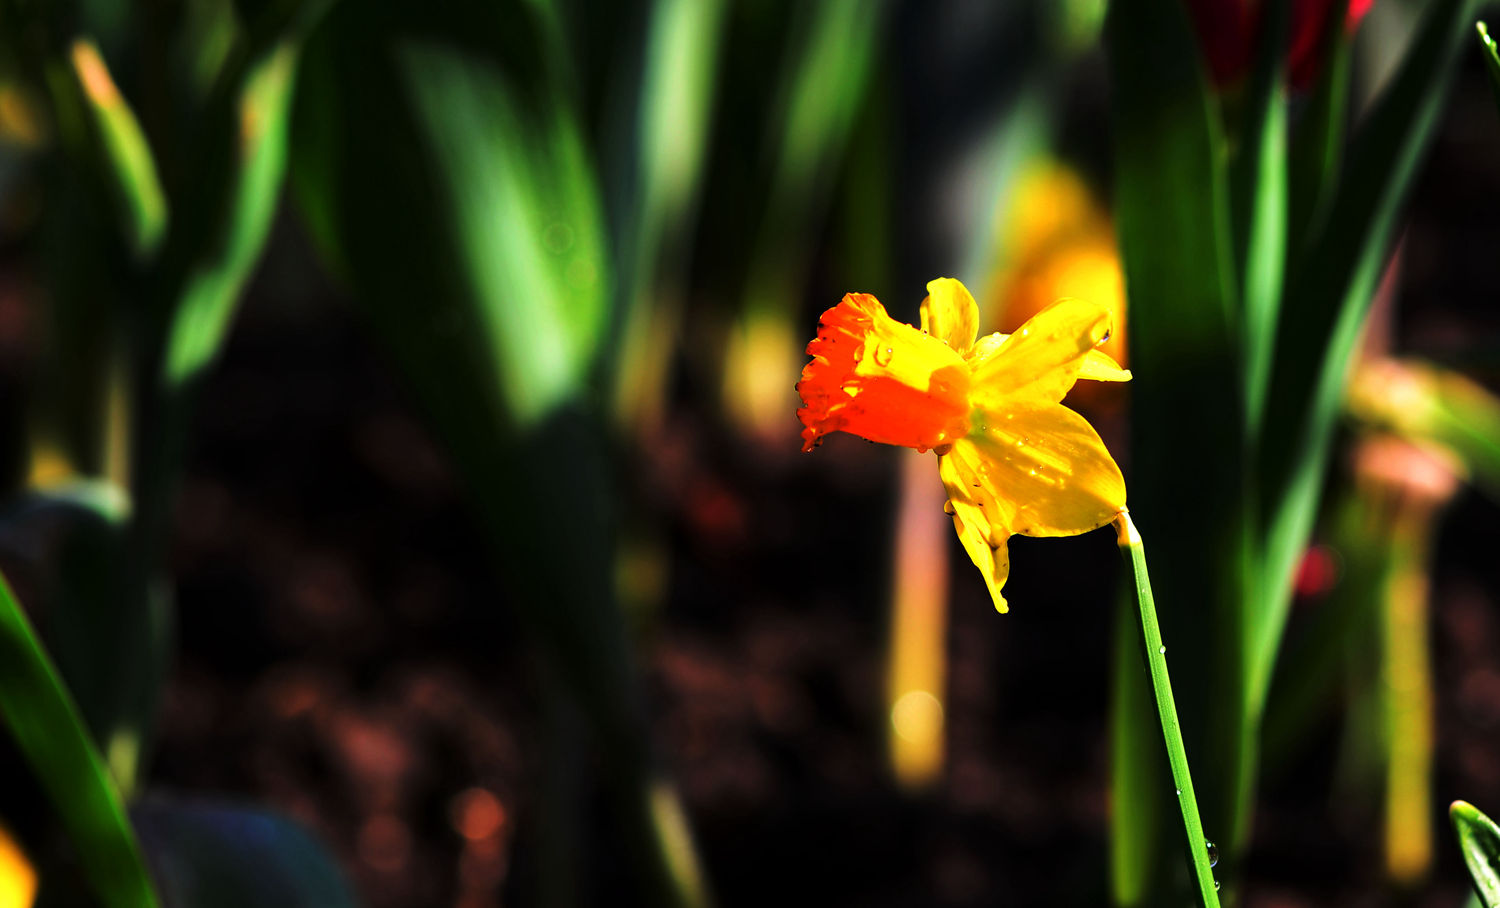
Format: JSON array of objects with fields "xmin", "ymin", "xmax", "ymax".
[{"xmin": 795, "ymin": 293, "xmax": 883, "ymax": 452}]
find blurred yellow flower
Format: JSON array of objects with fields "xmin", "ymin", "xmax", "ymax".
[
  {"xmin": 986, "ymin": 162, "xmax": 1126, "ymax": 376},
  {"xmin": 797, "ymin": 277, "xmax": 1129, "ymax": 611},
  {"xmin": 0, "ymin": 821, "xmax": 35, "ymax": 908}
]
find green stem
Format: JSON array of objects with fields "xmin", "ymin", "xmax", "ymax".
[
  {"xmin": 1115, "ymin": 510, "xmax": 1221, "ymax": 907},
  {"xmin": 0, "ymin": 568, "xmax": 159, "ymax": 908}
]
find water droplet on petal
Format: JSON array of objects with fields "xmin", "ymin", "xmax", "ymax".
[
  {"xmin": 1205, "ymin": 841, "xmax": 1219, "ymax": 868},
  {"xmin": 1158, "ymin": 645, "xmax": 1166, "ymax": 655},
  {"xmin": 943, "ymin": 501, "xmax": 956, "ymax": 515},
  {"xmin": 1099, "ymin": 330, "xmax": 1111, "ymax": 345},
  {"xmin": 852, "ymin": 345, "xmax": 864, "ymax": 363},
  {"xmin": 1215, "ymin": 881, "xmax": 1221, "ymax": 892},
  {"xmin": 1174, "ymin": 788, "xmax": 1181, "ymax": 796},
  {"xmin": 874, "ymin": 346, "xmax": 894, "ymax": 366}
]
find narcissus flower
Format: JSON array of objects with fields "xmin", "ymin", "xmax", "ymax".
[{"xmin": 798, "ymin": 278, "xmax": 1129, "ymax": 612}]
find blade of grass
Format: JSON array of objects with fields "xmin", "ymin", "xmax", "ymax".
[
  {"xmin": 1452, "ymin": 800, "xmax": 1500, "ymax": 906},
  {"xmin": 1115, "ymin": 512, "xmax": 1221, "ymax": 908},
  {"xmin": 0, "ymin": 567, "xmax": 159, "ymax": 908}
]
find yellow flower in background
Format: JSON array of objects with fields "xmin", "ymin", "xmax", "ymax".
[
  {"xmin": 797, "ymin": 277, "xmax": 1130, "ymax": 612},
  {"xmin": 985, "ymin": 162, "xmax": 1127, "ymax": 377},
  {"xmin": 0, "ymin": 821, "xmax": 36, "ymax": 908}
]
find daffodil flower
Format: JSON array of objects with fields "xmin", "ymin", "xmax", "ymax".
[{"xmin": 797, "ymin": 277, "xmax": 1130, "ymax": 612}]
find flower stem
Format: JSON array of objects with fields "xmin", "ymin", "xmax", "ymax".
[{"xmin": 1115, "ymin": 510, "xmax": 1221, "ymax": 907}]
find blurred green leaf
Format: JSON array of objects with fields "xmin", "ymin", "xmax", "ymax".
[
  {"xmin": 397, "ymin": 42, "xmax": 609, "ymax": 429},
  {"xmin": 66, "ymin": 39, "xmax": 167, "ymax": 259},
  {"xmin": 611, "ymin": 0, "xmax": 727, "ymax": 433},
  {"xmin": 154, "ymin": 0, "xmax": 332, "ymax": 390},
  {"xmin": 0, "ymin": 566, "xmax": 158, "ymax": 908},
  {"xmin": 1, "ymin": 482, "xmax": 157, "ymax": 792},
  {"xmin": 290, "ymin": 6, "xmax": 706, "ymax": 904},
  {"xmin": 1259, "ymin": 0, "xmax": 1478, "ymax": 702},
  {"xmin": 723, "ymin": 0, "xmax": 888, "ymax": 436},
  {"xmin": 1287, "ymin": 0, "xmax": 1352, "ymax": 256},
  {"xmin": 1231, "ymin": 0, "xmax": 1288, "ymax": 439},
  {"xmin": 52, "ymin": 1, "xmax": 334, "ymax": 801},
  {"xmin": 131, "ymin": 797, "xmax": 358, "ymax": 908},
  {"xmin": 1452, "ymin": 800, "xmax": 1500, "ymax": 906},
  {"xmin": 1479, "ymin": 23, "xmax": 1500, "ymax": 113},
  {"xmin": 1106, "ymin": 0, "xmax": 1250, "ymax": 898}
]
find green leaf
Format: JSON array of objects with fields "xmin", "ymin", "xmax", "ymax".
[
  {"xmin": 722, "ymin": 0, "xmax": 888, "ymax": 436},
  {"xmin": 610, "ymin": 0, "xmax": 728, "ymax": 432},
  {"xmin": 1106, "ymin": 0, "xmax": 1251, "ymax": 896},
  {"xmin": 66, "ymin": 40, "xmax": 168, "ymax": 260},
  {"xmin": 290, "ymin": 7, "xmax": 707, "ymax": 905},
  {"xmin": 6, "ymin": 483, "xmax": 159, "ymax": 793},
  {"xmin": 1287, "ymin": 0, "xmax": 1352, "ymax": 257},
  {"xmin": 396, "ymin": 42, "xmax": 610, "ymax": 430},
  {"xmin": 1258, "ymin": 0, "xmax": 1479, "ymax": 708},
  {"xmin": 1452, "ymin": 800, "xmax": 1500, "ymax": 906},
  {"xmin": 1231, "ymin": 0, "xmax": 1289, "ymax": 440},
  {"xmin": 1478, "ymin": 23, "xmax": 1500, "ymax": 114},
  {"xmin": 0, "ymin": 565, "xmax": 159, "ymax": 908},
  {"xmin": 154, "ymin": 0, "xmax": 333, "ymax": 390},
  {"xmin": 131, "ymin": 798, "xmax": 358, "ymax": 908}
]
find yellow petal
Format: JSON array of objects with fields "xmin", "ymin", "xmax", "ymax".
[
  {"xmin": 968, "ymin": 297, "xmax": 1112, "ymax": 406},
  {"xmin": 937, "ymin": 451, "xmax": 1012, "ymax": 613},
  {"xmin": 937, "ymin": 402, "xmax": 1126, "ymax": 611},
  {"xmin": 1078, "ymin": 348, "xmax": 1132, "ymax": 383},
  {"xmin": 919, "ymin": 278, "xmax": 980, "ymax": 355}
]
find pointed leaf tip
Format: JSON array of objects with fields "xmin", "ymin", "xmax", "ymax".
[{"xmin": 1451, "ymin": 800, "xmax": 1500, "ymax": 906}]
